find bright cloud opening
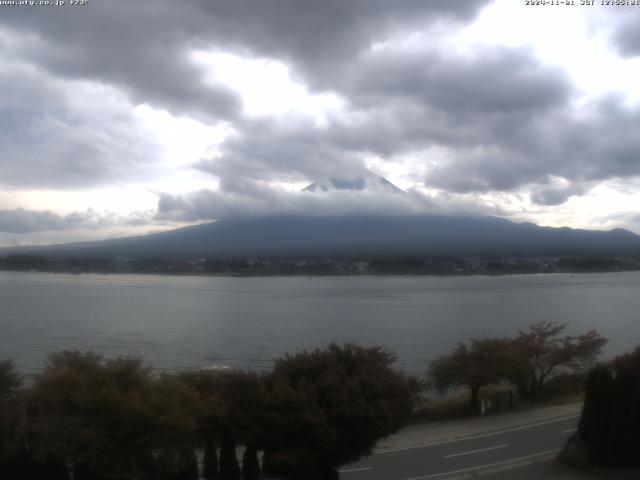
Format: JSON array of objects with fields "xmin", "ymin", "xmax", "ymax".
[{"xmin": 191, "ymin": 50, "xmax": 344, "ymax": 122}]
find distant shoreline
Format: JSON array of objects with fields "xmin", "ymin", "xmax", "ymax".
[{"xmin": 2, "ymin": 251, "xmax": 640, "ymax": 278}]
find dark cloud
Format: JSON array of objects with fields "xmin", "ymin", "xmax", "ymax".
[
  {"xmin": 0, "ymin": 208, "xmax": 154, "ymax": 234},
  {"xmin": 0, "ymin": 59, "xmax": 164, "ymax": 189},
  {"xmin": 0, "ymin": 0, "xmax": 491, "ymax": 193},
  {"xmin": 611, "ymin": 10, "xmax": 640, "ymax": 57},
  {"xmin": 0, "ymin": 209, "xmax": 72, "ymax": 234},
  {"xmin": 155, "ymin": 184, "xmax": 501, "ymax": 223},
  {"xmin": 0, "ymin": 3, "xmax": 239, "ymax": 121},
  {"xmin": 198, "ymin": 46, "xmax": 574, "ymax": 192},
  {"xmin": 350, "ymin": 47, "xmax": 570, "ymax": 114},
  {"xmin": 327, "ymin": 49, "xmax": 639, "ymax": 203},
  {"xmin": 2, "ymin": 0, "xmax": 639, "ymax": 219},
  {"xmin": 195, "ymin": 117, "xmax": 368, "ymax": 188},
  {"xmin": 427, "ymin": 150, "xmax": 546, "ymax": 193},
  {"xmin": 0, "ymin": 0, "xmax": 489, "ymax": 120},
  {"xmin": 530, "ymin": 182, "xmax": 591, "ymax": 206},
  {"xmin": 393, "ymin": 91, "xmax": 640, "ymax": 198},
  {"xmin": 544, "ymin": 98, "xmax": 640, "ymax": 181},
  {"xmin": 192, "ymin": 0, "xmax": 489, "ymax": 90}
]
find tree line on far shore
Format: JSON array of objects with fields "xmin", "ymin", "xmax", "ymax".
[
  {"xmin": 0, "ymin": 322, "xmax": 611, "ymax": 480},
  {"xmin": 2, "ymin": 253, "xmax": 640, "ymax": 276}
]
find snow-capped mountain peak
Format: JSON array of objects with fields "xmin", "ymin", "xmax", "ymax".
[{"xmin": 302, "ymin": 171, "xmax": 404, "ymax": 193}]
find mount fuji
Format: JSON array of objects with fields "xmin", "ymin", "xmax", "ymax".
[
  {"xmin": 4, "ymin": 215, "xmax": 640, "ymax": 260},
  {"xmin": 302, "ymin": 172, "xmax": 405, "ymax": 194}
]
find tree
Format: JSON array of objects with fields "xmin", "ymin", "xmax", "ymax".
[
  {"xmin": 428, "ymin": 338, "xmax": 510, "ymax": 413},
  {"xmin": 0, "ymin": 360, "xmax": 21, "ymax": 400},
  {"xmin": 262, "ymin": 344, "xmax": 419, "ymax": 477},
  {"xmin": 219, "ymin": 434, "xmax": 241, "ymax": 480},
  {"xmin": 0, "ymin": 254, "xmax": 48, "ymax": 271},
  {"xmin": 176, "ymin": 448, "xmax": 199, "ymax": 480},
  {"xmin": 607, "ymin": 346, "xmax": 640, "ymax": 466},
  {"xmin": 569, "ymin": 346, "xmax": 640, "ymax": 467},
  {"xmin": 179, "ymin": 370, "xmax": 266, "ymax": 480},
  {"xmin": 28, "ymin": 351, "xmax": 202, "ymax": 480},
  {"xmin": 241, "ymin": 443, "xmax": 260, "ymax": 480},
  {"xmin": 577, "ymin": 365, "xmax": 614, "ymax": 464},
  {"xmin": 141, "ymin": 373, "xmax": 202, "ymax": 479},
  {"xmin": 0, "ymin": 360, "xmax": 23, "ymax": 478},
  {"xmin": 505, "ymin": 322, "xmax": 607, "ymax": 399},
  {"xmin": 202, "ymin": 437, "xmax": 219, "ymax": 480}
]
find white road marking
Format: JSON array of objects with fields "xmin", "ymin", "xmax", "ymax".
[
  {"xmin": 562, "ymin": 428, "xmax": 577, "ymax": 434},
  {"xmin": 444, "ymin": 444, "xmax": 508, "ymax": 458},
  {"xmin": 339, "ymin": 466, "xmax": 373, "ymax": 473},
  {"xmin": 377, "ymin": 414, "xmax": 579, "ymax": 454},
  {"xmin": 401, "ymin": 448, "xmax": 560, "ymax": 480}
]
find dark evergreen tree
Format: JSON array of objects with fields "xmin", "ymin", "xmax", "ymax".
[
  {"xmin": 578, "ymin": 365, "xmax": 613, "ymax": 464},
  {"xmin": 608, "ymin": 349, "xmax": 640, "ymax": 466},
  {"xmin": 241, "ymin": 443, "xmax": 260, "ymax": 480},
  {"xmin": 0, "ymin": 359, "xmax": 22, "ymax": 476},
  {"xmin": 1, "ymin": 449, "xmax": 30, "ymax": 480},
  {"xmin": 138, "ymin": 450, "xmax": 161, "ymax": 480},
  {"xmin": 573, "ymin": 347, "xmax": 640, "ymax": 467},
  {"xmin": 176, "ymin": 448, "xmax": 199, "ymax": 480},
  {"xmin": 219, "ymin": 434, "xmax": 241, "ymax": 480},
  {"xmin": 260, "ymin": 449, "xmax": 279, "ymax": 478},
  {"xmin": 202, "ymin": 436, "xmax": 219, "ymax": 480},
  {"xmin": 40, "ymin": 455, "xmax": 71, "ymax": 480},
  {"xmin": 73, "ymin": 461, "xmax": 105, "ymax": 480},
  {"xmin": 152, "ymin": 449, "xmax": 180, "ymax": 480}
]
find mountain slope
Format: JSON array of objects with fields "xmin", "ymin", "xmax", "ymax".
[{"xmin": 6, "ymin": 215, "xmax": 640, "ymax": 259}]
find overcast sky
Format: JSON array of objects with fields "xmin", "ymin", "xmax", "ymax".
[{"xmin": 1, "ymin": 0, "xmax": 640, "ymax": 246}]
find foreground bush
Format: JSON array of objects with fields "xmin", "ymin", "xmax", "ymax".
[
  {"xmin": 0, "ymin": 344, "xmax": 418, "ymax": 479},
  {"xmin": 261, "ymin": 344, "xmax": 419, "ymax": 478},
  {"xmin": 25, "ymin": 352, "xmax": 202, "ymax": 480}
]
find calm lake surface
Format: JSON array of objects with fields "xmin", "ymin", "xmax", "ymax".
[{"xmin": 1, "ymin": 271, "xmax": 639, "ymax": 375}]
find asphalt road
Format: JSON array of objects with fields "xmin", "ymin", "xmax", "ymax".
[{"xmin": 339, "ymin": 414, "xmax": 579, "ymax": 480}]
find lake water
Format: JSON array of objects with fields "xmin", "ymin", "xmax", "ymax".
[{"xmin": 1, "ymin": 271, "xmax": 639, "ymax": 376}]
